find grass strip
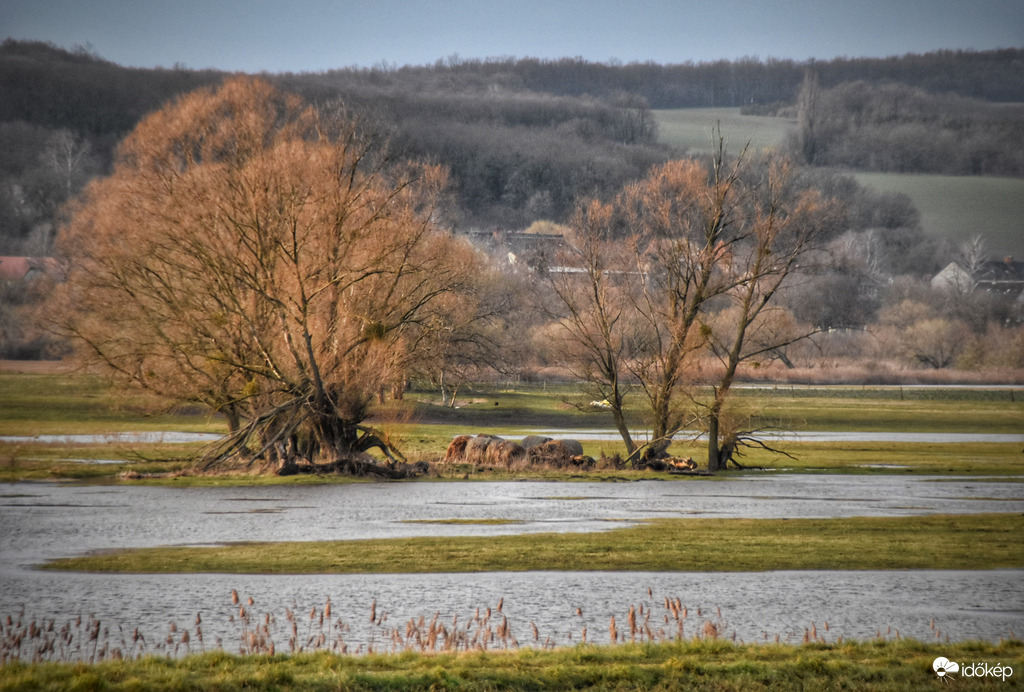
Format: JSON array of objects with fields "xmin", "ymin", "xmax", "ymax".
[
  {"xmin": 2, "ymin": 639, "xmax": 1021, "ymax": 691},
  {"xmin": 43, "ymin": 513, "xmax": 1024, "ymax": 574}
]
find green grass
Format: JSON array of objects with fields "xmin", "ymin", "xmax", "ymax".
[
  {"xmin": 652, "ymin": 107, "xmax": 1024, "ymax": 259},
  {"xmin": 853, "ymin": 171, "xmax": 1024, "ymax": 259},
  {"xmin": 0, "ymin": 371, "xmax": 225, "ymax": 436},
  {"xmin": 654, "ymin": 107, "xmax": 792, "ymax": 154},
  {"xmin": 2, "ymin": 639, "xmax": 1020, "ymax": 691},
  {"xmin": 396, "ymin": 383, "xmax": 1024, "ymax": 434},
  {"xmin": 2, "ymin": 372, "xmax": 1022, "ymax": 482},
  {"xmin": 42, "ymin": 513, "xmax": 1024, "ymax": 574},
  {"xmin": 6, "ymin": 373, "xmax": 1021, "ymax": 439}
]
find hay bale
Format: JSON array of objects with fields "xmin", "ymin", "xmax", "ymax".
[
  {"xmin": 445, "ymin": 435, "xmax": 472, "ymax": 463},
  {"xmin": 555, "ymin": 439, "xmax": 584, "ymax": 457},
  {"xmin": 528, "ymin": 439, "xmax": 577, "ymax": 467},
  {"xmin": 521, "ymin": 435, "xmax": 553, "ymax": 450},
  {"xmin": 464, "ymin": 434, "xmax": 502, "ymax": 465},
  {"xmin": 486, "ymin": 439, "xmax": 527, "ymax": 469}
]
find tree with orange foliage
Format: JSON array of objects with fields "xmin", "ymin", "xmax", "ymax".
[{"xmin": 51, "ymin": 77, "xmax": 484, "ymax": 475}]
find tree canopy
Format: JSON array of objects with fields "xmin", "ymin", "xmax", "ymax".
[{"xmin": 52, "ymin": 77, "xmax": 486, "ymax": 474}]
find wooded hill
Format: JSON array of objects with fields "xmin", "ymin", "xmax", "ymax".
[{"xmin": 1, "ymin": 39, "xmax": 1022, "ymax": 250}]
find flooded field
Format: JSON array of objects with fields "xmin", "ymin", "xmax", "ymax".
[{"xmin": 2, "ymin": 476, "xmax": 1022, "ymax": 656}]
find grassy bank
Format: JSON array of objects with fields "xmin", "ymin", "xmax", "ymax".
[
  {"xmin": 0, "ymin": 371, "xmax": 223, "ymax": 436},
  {"xmin": 2, "ymin": 370, "xmax": 1022, "ymax": 482},
  {"xmin": 2, "ymin": 639, "xmax": 1020, "ymax": 691},
  {"xmin": 43, "ymin": 513, "xmax": 1023, "ymax": 574}
]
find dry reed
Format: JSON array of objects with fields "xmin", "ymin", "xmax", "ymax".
[{"xmin": 0, "ymin": 587, "xmax": 972, "ymax": 664}]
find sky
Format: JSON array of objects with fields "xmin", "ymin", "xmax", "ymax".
[{"xmin": 2, "ymin": 0, "xmax": 1022, "ymax": 73}]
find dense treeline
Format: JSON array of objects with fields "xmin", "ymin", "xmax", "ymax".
[
  {"xmin": 323, "ymin": 48, "xmax": 1024, "ymax": 108},
  {"xmin": 278, "ymin": 81, "xmax": 666, "ymax": 226},
  {"xmin": 0, "ymin": 40, "xmax": 222, "ymax": 157},
  {"xmin": 793, "ymin": 75, "xmax": 1024, "ymax": 175}
]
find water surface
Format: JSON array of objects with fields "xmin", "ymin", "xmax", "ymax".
[{"xmin": 2, "ymin": 476, "xmax": 1021, "ymax": 657}]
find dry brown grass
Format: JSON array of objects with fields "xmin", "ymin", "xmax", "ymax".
[{"xmin": 736, "ymin": 361, "xmax": 1024, "ymax": 385}]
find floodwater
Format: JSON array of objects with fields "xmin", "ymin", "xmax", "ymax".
[{"xmin": 2, "ymin": 476, "xmax": 1022, "ymax": 656}]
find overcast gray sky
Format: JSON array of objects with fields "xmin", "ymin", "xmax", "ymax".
[{"xmin": 3, "ymin": 0, "xmax": 1022, "ymax": 72}]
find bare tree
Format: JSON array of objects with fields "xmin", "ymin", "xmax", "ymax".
[
  {"xmin": 960, "ymin": 234, "xmax": 988, "ymax": 291},
  {"xmin": 41, "ymin": 129, "xmax": 97, "ymax": 200},
  {"xmin": 50, "ymin": 77, "xmax": 485, "ymax": 474},
  {"xmin": 898, "ymin": 317, "xmax": 972, "ymax": 369},
  {"xmin": 699, "ymin": 154, "xmax": 836, "ymax": 470},
  {"xmin": 546, "ymin": 198, "xmax": 640, "ymax": 458},
  {"xmin": 618, "ymin": 145, "xmax": 750, "ymax": 462},
  {"xmin": 549, "ymin": 135, "xmax": 836, "ymax": 470}
]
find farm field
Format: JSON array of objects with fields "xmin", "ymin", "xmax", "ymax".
[
  {"xmin": 653, "ymin": 107, "xmax": 792, "ymax": 154},
  {"xmin": 653, "ymin": 108, "xmax": 1024, "ymax": 259},
  {"xmin": 852, "ymin": 171, "xmax": 1024, "ymax": 259}
]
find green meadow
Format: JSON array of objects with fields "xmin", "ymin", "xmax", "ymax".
[
  {"xmin": 852, "ymin": 171, "xmax": 1024, "ymax": 258},
  {"xmin": 654, "ymin": 107, "xmax": 792, "ymax": 154},
  {"xmin": 653, "ymin": 107, "xmax": 1024, "ymax": 258},
  {"xmin": 2, "ymin": 371, "xmax": 1022, "ymax": 482},
  {"xmin": 44, "ymin": 513, "xmax": 1023, "ymax": 574},
  {"xmin": 2, "ymin": 639, "xmax": 1021, "ymax": 691}
]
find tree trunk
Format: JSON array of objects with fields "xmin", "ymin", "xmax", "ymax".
[
  {"xmin": 611, "ymin": 403, "xmax": 637, "ymax": 463},
  {"xmin": 707, "ymin": 406, "xmax": 724, "ymax": 472},
  {"xmin": 224, "ymin": 406, "xmax": 241, "ymax": 433}
]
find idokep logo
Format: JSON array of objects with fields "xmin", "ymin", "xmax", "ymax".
[
  {"xmin": 933, "ymin": 656, "xmax": 1014, "ymax": 682},
  {"xmin": 933, "ymin": 657, "xmax": 959, "ymax": 679}
]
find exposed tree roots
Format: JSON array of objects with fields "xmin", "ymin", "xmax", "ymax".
[{"xmin": 275, "ymin": 456, "xmax": 432, "ymax": 479}]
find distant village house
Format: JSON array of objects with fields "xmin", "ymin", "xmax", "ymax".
[{"xmin": 931, "ymin": 256, "xmax": 1024, "ymax": 300}]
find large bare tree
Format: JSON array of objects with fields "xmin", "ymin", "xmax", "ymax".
[
  {"xmin": 699, "ymin": 154, "xmax": 837, "ymax": 470},
  {"xmin": 51, "ymin": 77, "xmax": 484, "ymax": 474},
  {"xmin": 551, "ymin": 136, "xmax": 837, "ymax": 470}
]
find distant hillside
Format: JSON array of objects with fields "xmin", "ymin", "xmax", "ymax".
[
  {"xmin": 354, "ymin": 48, "xmax": 1024, "ymax": 108},
  {"xmin": 0, "ymin": 40, "xmax": 223, "ymax": 157},
  {"xmin": 2, "ymin": 39, "xmax": 1023, "ymax": 253},
  {"xmin": 4, "ymin": 39, "xmax": 1022, "ymax": 143}
]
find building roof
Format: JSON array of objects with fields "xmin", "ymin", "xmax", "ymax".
[
  {"xmin": 932, "ymin": 257, "xmax": 1024, "ymax": 295},
  {"xmin": 0, "ymin": 256, "xmax": 58, "ymax": 281},
  {"xmin": 0, "ymin": 257, "xmax": 34, "ymax": 281}
]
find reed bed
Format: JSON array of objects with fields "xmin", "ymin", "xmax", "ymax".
[{"xmin": 2, "ymin": 588, "xmax": 992, "ymax": 664}]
